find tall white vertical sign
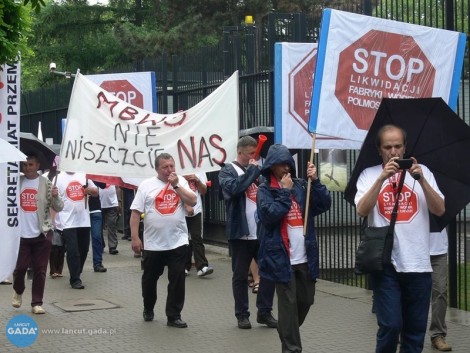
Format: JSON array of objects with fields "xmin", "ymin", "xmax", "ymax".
[{"xmin": 0, "ymin": 63, "xmax": 21, "ymax": 281}]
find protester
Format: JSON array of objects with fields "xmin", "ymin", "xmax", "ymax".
[
  {"xmin": 355, "ymin": 124, "xmax": 445, "ymax": 353},
  {"xmin": 12, "ymin": 153, "xmax": 64, "ymax": 314},
  {"xmin": 257, "ymin": 144, "xmax": 331, "ymax": 352},
  {"xmin": 130, "ymin": 153, "xmax": 196, "ymax": 328},
  {"xmin": 219, "ymin": 136, "xmax": 277, "ymax": 330},
  {"xmin": 429, "ymin": 229, "xmax": 452, "ymax": 351},
  {"xmin": 183, "ymin": 172, "xmax": 214, "ymax": 277},
  {"xmin": 120, "ymin": 186, "xmax": 134, "ymax": 242},
  {"xmin": 55, "ymin": 172, "xmax": 98, "ymax": 289},
  {"xmin": 100, "ymin": 184, "xmax": 120, "ymax": 255},
  {"xmin": 89, "ymin": 181, "xmax": 107, "ymax": 273}
]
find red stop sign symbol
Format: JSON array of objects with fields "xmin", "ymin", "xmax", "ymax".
[
  {"xmin": 335, "ymin": 30, "xmax": 436, "ymax": 130},
  {"xmin": 100, "ymin": 80, "xmax": 144, "ymax": 108},
  {"xmin": 154, "ymin": 190, "xmax": 179, "ymax": 216},
  {"xmin": 379, "ymin": 183, "xmax": 419, "ymax": 223},
  {"xmin": 288, "ymin": 48, "xmax": 317, "ymax": 129},
  {"xmin": 20, "ymin": 188, "xmax": 38, "ymax": 212}
]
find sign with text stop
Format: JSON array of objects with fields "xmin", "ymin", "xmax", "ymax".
[
  {"xmin": 100, "ymin": 80, "xmax": 144, "ymax": 108},
  {"xmin": 309, "ymin": 9, "xmax": 466, "ymax": 145},
  {"xmin": 335, "ymin": 30, "xmax": 435, "ymax": 130},
  {"xmin": 87, "ymin": 72, "xmax": 156, "ymax": 112}
]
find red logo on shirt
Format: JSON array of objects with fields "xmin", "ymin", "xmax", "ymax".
[
  {"xmin": 154, "ymin": 189, "xmax": 179, "ymax": 215},
  {"xmin": 378, "ymin": 183, "xmax": 419, "ymax": 223},
  {"xmin": 286, "ymin": 199, "xmax": 303, "ymax": 228},
  {"xmin": 66, "ymin": 181, "xmax": 85, "ymax": 201},
  {"xmin": 245, "ymin": 183, "xmax": 258, "ymax": 204},
  {"xmin": 20, "ymin": 188, "xmax": 38, "ymax": 212}
]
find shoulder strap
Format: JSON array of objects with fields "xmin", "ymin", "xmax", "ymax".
[
  {"xmin": 232, "ymin": 161, "xmax": 246, "ymax": 173},
  {"xmin": 389, "ymin": 171, "xmax": 406, "ymax": 228}
]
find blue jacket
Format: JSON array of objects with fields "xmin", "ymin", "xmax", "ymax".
[
  {"xmin": 256, "ymin": 144, "xmax": 331, "ymax": 283},
  {"xmin": 219, "ymin": 162, "xmax": 261, "ymax": 240}
]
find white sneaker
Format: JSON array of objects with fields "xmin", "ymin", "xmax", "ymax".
[
  {"xmin": 32, "ymin": 305, "xmax": 46, "ymax": 314},
  {"xmin": 12, "ymin": 292, "xmax": 22, "ymax": 308},
  {"xmin": 197, "ymin": 266, "xmax": 214, "ymax": 277},
  {"xmin": 185, "ymin": 269, "xmax": 189, "ymax": 276}
]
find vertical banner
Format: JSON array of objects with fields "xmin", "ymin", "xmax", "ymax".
[{"xmin": 0, "ymin": 63, "xmax": 21, "ymax": 281}]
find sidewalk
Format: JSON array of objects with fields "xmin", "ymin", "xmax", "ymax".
[{"xmin": 1, "ymin": 242, "xmax": 469, "ymax": 352}]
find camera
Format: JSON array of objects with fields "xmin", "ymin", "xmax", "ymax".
[
  {"xmin": 49, "ymin": 62, "xmax": 56, "ymax": 71},
  {"xmin": 396, "ymin": 158, "xmax": 413, "ymax": 170}
]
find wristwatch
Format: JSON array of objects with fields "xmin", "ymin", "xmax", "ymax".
[{"xmin": 173, "ymin": 184, "xmax": 180, "ymax": 190}]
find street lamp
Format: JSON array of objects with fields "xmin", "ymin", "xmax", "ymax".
[{"xmin": 49, "ymin": 62, "xmax": 77, "ymax": 78}]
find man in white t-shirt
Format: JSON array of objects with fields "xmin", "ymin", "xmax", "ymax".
[
  {"xmin": 130, "ymin": 153, "xmax": 196, "ymax": 328},
  {"xmin": 99, "ymin": 184, "xmax": 120, "ymax": 255},
  {"xmin": 183, "ymin": 172, "xmax": 214, "ymax": 277},
  {"xmin": 55, "ymin": 172, "xmax": 98, "ymax": 289},
  {"xmin": 12, "ymin": 153, "xmax": 64, "ymax": 314},
  {"xmin": 355, "ymin": 124, "xmax": 445, "ymax": 353},
  {"xmin": 219, "ymin": 136, "xmax": 277, "ymax": 330}
]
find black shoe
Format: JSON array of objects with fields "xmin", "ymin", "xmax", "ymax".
[
  {"xmin": 143, "ymin": 309, "xmax": 154, "ymax": 322},
  {"xmin": 121, "ymin": 235, "xmax": 130, "ymax": 240},
  {"xmin": 94, "ymin": 264, "xmax": 107, "ymax": 273},
  {"xmin": 237, "ymin": 316, "xmax": 252, "ymax": 329},
  {"xmin": 71, "ymin": 281, "xmax": 85, "ymax": 289},
  {"xmin": 257, "ymin": 312, "xmax": 277, "ymax": 328},
  {"xmin": 109, "ymin": 248, "xmax": 119, "ymax": 255},
  {"xmin": 167, "ymin": 318, "xmax": 188, "ymax": 328}
]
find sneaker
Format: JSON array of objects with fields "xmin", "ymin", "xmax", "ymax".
[
  {"xmin": 431, "ymin": 336, "xmax": 452, "ymax": 351},
  {"xmin": 185, "ymin": 269, "xmax": 190, "ymax": 276},
  {"xmin": 143, "ymin": 309, "xmax": 154, "ymax": 322},
  {"xmin": 256, "ymin": 311, "xmax": 278, "ymax": 328},
  {"xmin": 94, "ymin": 264, "xmax": 107, "ymax": 273},
  {"xmin": 237, "ymin": 316, "xmax": 252, "ymax": 329},
  {"xmin": 109, "ymin": 248, "xmax": 119, "ymax": 255},
  {"xmin": 197, "ymin": 266, "xmax": 214, "ymax": 277},
  {"xmin": 31, "ymin": 305, "xmax": 46, "ymax": 314},
  {"xmin": 12, "ymin": 292, "xmax": 22, "ymax": 308}
]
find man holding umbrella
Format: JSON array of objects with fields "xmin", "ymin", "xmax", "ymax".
[{"xmin": 354, "ymin": 124, "xmax": 445, "ymax": 353}]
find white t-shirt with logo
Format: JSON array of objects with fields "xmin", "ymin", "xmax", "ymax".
[
  {"xmin": 99, "ymin": 184, "xmax": 118, "ymax": 208},
  {"xmin": 55, "ymin": 172, "xmax": 94, "ymax": 229},
  {"xmin": 232, "ymin": 163, "xmax": 257, "ymax": 240},
  {"xmin": 355, "ymin": 164, "xmax": 444, "ymax": 273},
  {"xmin": 286, "ymin": 197, "xmax": 308, "ymax": 265},
  {"xmin": 19, "ymin": 177, "xmax": 41, "ymax": 238},
  {"xmin": 131, "ymin": 176, "xmax": 192, "ymax": 251},
  {"xmin": 185, "ymin": 172, "xmax": 207, "ymax": 216}
]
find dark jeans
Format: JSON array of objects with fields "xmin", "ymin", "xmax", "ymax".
[
  {"xmin": 13, "ymin": 232, "xmax": 53, "ymax": 306},
  {"xmin": 185, "ymin": 213, "xmax": 208, "ymax": 271},
  {"xmin": 62, "ymin": 227, "xmax": 90, "ymax": 285},
  {"xmin": 275, "ymin": 263, "xmax": 315, "ymax": 353},
  {"xmin": 90, "ymin": 212, "xmax": 104, "ymax": 267},
  {"xmin": 229, "ymin": 239, "xmax": 275, "ymax": 319},
  {"xmin": 371, "ymin": 264, "xmax": 432, "ymax": 353},
  {"xmin": 141, "ymin": 245, "xmax": 188, "ymax": 320}
]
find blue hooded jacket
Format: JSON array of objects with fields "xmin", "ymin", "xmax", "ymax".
[{"xmin": 256, "ymin": 144, "xmax": 331, "ymax": 283}]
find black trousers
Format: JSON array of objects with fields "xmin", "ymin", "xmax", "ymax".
[
  {"xmin": 62, "ymin": 227, "xmax": 90, "ymax": 285},
  {"xmin": 229, "ymin": 239, "xmax": 275, "ymax": 319},
  {"xmin": 275, "ymin": 262, "xmax": 315, "ymax": 353},
  {"xmin": 141, "ymin": 244, "xmax": 188, "ymax": 321},
  {"xmin": 185, "ymin": 213, "xmax": 209, "ymax": 271}
]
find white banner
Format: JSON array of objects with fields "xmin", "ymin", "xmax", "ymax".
[
  {"xmin": 0, "ymin": 63, "xmax": 21, "ymax": 282},
  {"xmin": 309, "ymin": 9, "xmax": 467, "ymax": 144},
  {"xmin": 274, "ymin": 42, "xmax": 362, "ymax": 149},
  {"xmin": 86, "ymin": 71, "xmax": 157, "ymax": 112},
  {"xmin": 59, "ymin": 72, "xmax": 239, "ymax": 177}
]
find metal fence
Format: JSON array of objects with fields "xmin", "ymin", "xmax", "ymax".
[{"xmin": 20, "ymin": 2, "xmax": 469, "ymax": 310}]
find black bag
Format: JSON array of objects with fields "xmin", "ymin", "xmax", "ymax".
[
  {"xmin": 354, "ymin": 171, "xmax": 406, "ymax": 275},
  {"xmin": 354, "ymin": 225, "xmax": 393, "ymax": 274}
]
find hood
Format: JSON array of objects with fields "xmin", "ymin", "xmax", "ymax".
[{"xmin": 261, "ymin": 144, "xmax": 296, "ymax": 178}]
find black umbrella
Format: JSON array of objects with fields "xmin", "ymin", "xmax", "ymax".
[
  {"xmin": 344, "ymin": 97, "xmax": 470, "ymax": 232},
  {"xmin": 19, "ymin": 132, "xmax": 57, "ymax": 171}
]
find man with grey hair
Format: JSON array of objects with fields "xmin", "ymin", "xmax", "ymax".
[{"xmin": 130, "ymin": 153, "xmax": 196, "ymax": 328}]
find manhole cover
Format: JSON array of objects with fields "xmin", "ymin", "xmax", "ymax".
[{"xmin": 53, "ymin": 299, "xmax": 119, "ymax": 312}]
